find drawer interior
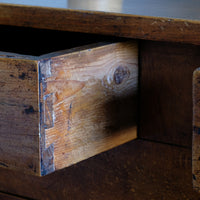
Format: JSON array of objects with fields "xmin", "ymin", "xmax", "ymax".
[{"xmin": 0, "ymin": 25, "xmax": 122, "ymax": 56}]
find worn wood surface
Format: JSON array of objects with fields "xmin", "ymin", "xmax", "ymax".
[
  {"xmin": 0, "ymin": 139, "xmax": 199, "ymax": 200},
  {"xmin": 0, "ymin": 4, "xmax": 200, "ymax": 45},
  {"xmin": 39, "ymin": 41, "xmax": 138, "ymax": 175},
  {"xmin": 193, "ymin": 68, "xmax": 200, "ymax": 192},
  {"xmin": 0, "ymin": 56, "xmax": 40, "ymax": 175},
  {"xmin": 0, "ymin": 41, "xmax": 138, "ymax": 176},
  {"xmin": 2, "ymin": 0, "xmax": 200, "ymax": 21},
  {"xmin": 140, "ymin": 40, "xmax": 200, "ymax": 147}
]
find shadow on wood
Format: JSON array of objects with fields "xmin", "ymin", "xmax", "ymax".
[{"xmin": 0, "ymin": 139, "xmax": 199, "ymax": 199}]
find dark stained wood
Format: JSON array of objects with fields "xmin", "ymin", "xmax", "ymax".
[
  {"xmin": 0, "ymin": 56, "xmax": 40, "ymax": 175},
  {"xmin": 193, "ymin": 68, "xmax": 200, "ymax": 192},
  {"xmin": 0, "ymin": 139, "xmax": 199, "ymax": 199},
  {"xmin": 0, "ymin": 192, "xmax": 26, "ymax": 200},
  {"xmin": 2, "ymin": 0, "xmax": 200, "ymax": 21},
  {"xmin": 0, "ymin": 4, "xmax": 200, "ymax": 45},
  {"xmin": 140, "ymin": 40, "xmax": 200, "ymax": 147}
]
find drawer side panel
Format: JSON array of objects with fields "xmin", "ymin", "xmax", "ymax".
[{"xmin": 0, "ymin": 58, "xmax": 40, "ymax": 174}]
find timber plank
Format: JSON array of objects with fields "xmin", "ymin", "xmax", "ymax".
[
  {"xmin": 140, "ymin": 40, "xmax": 200, "ymax": 147},
  {"xmin": 0, "ymin": 41, "xmax": 138, "ymax": 176},
  {"xmin": 0, "ymin": 57, "xmax": 40, "ymax": 175},
  {"xmin": 0, "ymin": 139, "xmax": 199, "ymax": 200},
  {"xmin": 0, "ymin": 4, "xmax": 200, "ymax": 45}
]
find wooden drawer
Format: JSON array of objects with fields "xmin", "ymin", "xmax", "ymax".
[
  {"xmin": 0, "ymin": 27, "xmax": 138, "ymax": 176},
  {"xmin": 193, "ymin": 68, "xmax": 200, "ymax": 191}
]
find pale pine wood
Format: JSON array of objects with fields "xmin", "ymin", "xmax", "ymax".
[
  {"xmin": 39, "ymin": 41, "xmax": 138, "ymax": 173},
  {"xmin": 0, "ymin": 41, "xmax": 138, "ymax": 176}
]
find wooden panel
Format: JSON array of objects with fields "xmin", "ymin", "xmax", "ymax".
[
  {"xmin": 39, "ymin": 41, "xmax": 138, "ymax": 175},
  {"xmin": 0, "ymin": 57, "xmax": 40, "ymax": 175},
  {"xmin": 193, "ymin": 68, "xmax": 200, "ymax": 192},
  {"xmin": 2, "ymin": 0, "xmax": 200, "ymax": 21},
  {"xmin": 0, "ymin": 4, "xmax": 200, "ymax": 45},
  {"xmin": 67, "ymin": 0, "xmax": 200, "ymax": 21},
  {"xmin": 0, "ymin": 139, "xmax": 199, "ymax": 199},
  {"xmin": 140, "ymin": 40, "xmax": 200, "ymax": 147},
  {"xmin": 0, "ymin": 192, "xmax": 25, "ymax": 200},
  {"xmin": 0, "ymin": 41, "xmax": 138, "ymax": 176}
]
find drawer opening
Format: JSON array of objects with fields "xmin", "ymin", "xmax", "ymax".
[
  {"xmin": 0, "ymin": 26, "xmax": 138, "ymax": 176},
  {"xmin": 0, "ymin": 25, "xmax": 122, "ymax": 56}
]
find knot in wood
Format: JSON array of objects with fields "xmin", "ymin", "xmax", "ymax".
[{"xmin": 114, "ymin": 66, "xmax": 130, "ymax": 85}]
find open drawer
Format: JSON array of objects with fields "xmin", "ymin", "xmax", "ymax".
[{"xmin": 0, "ymin": 26, "xmax": 138, "ymax": 176}]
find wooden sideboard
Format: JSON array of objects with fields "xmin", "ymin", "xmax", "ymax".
[{"xmin": 0, "ymin": 1, "xmax": 200, "ymax": 199}]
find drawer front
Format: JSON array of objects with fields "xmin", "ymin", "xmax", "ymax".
[{"xmin": 0, "ymin": 41, "xmax": 138, "ymax": 176}]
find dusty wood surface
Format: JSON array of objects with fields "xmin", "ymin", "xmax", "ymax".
[
  {"xmin": 0, "ymin": 4, "xmax": 200, "ymax": 45},
  {"xmin": 0, "ymin": 41, "xmax": 138, "ymax": 176},
  {"xmin": 39, "ymin": 41, "xmax": 138, "ymax": 175},
  {"xmin": 0, "ymin": 139, "xmax": 199, "ymax": 200},
  {"xmin": 193, "ymin": 68, "xmax": 200, "ymax": 192},
  {"xmin": 0, "ymin": 57, "xmax": 40, "ymax": 175},
  {"xmin": 140, "ymin": 40, "xmax": 200, "ymax": 147}
]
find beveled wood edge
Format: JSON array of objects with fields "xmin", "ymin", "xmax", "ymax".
[
  {"xmin": 38, "ymin": 42, "xmax": 111, "ymax": 59},
  {"xmin": 0, "ymin": 3, "xmax": 200, "ymax": 45},
  {"xmin": 0, "ymin": 51, "xmax": 38, "ymax": 60},
  {"xmin": 0, "ymin": 57, "xmax": 40, "ymax": 175},
  {"xmin": 0, "ymin": 42, "xmax": 123, "ymax": 60}
]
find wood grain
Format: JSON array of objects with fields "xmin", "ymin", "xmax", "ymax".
[
  {"xmin": 0, "ymin": 4, "xmax": 200, "ymax": 45},
  {"xmin": 0, "ymin": 57, "xmax": 40, "ymax": 175},
  {"xmin": 0, "ymin": 139, "xmax": 199, "ymax": 200},
  {"xmin": 39, "ymin": 41, "xmax": 138, "ymax": 174},
  {"xmin": 140, "ymin": 40, "xmax": 200, "ymax": 147},
  {"xmin": 2, "ymin": 0, "xmax": 200, "ymax": 21},
  {"xmin": 193, "ymin": 68, "xmax": 200, "ymax": 192},
  {"xmin": 0, "ymin": 41, "xmax": 138, "ymax": 176}
]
